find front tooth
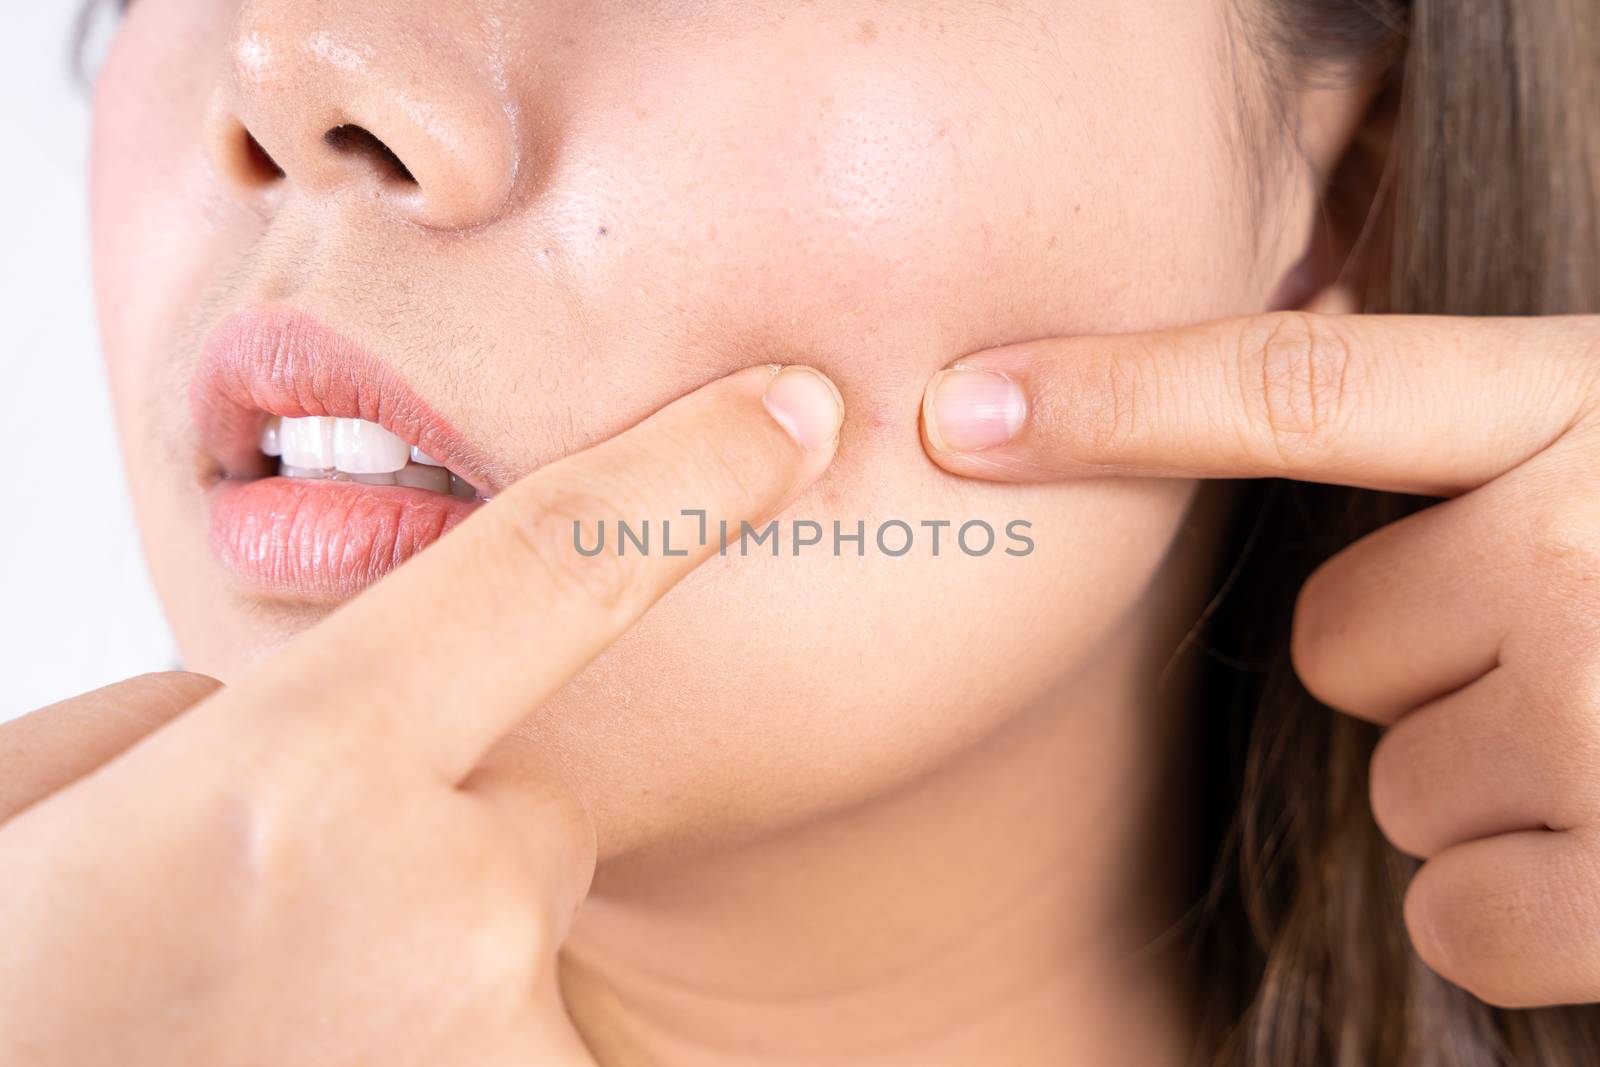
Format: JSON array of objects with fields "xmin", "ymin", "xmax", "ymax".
[
  {"xmin": 332, "ymin": 418, "xmax": 411, "ymax": 474},
  {"xmin": 409, "ymin": 445, "xmax": 445, "ymax": 467},
  {"xmin": 259, "ymin": 416, "xmax": 282, "ymax": 457},
  {"xmin": 278, "ymin": 417, "xmax": 335, "ymax": 469}
]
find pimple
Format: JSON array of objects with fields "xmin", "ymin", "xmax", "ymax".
[{"xmin": 856, "ymin": 20, "xmax": 879, "ymax": 44}]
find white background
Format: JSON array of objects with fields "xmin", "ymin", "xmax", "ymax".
[{"xmin": 1, "ymin": 5, "xmax": 176, "ymax": 720}]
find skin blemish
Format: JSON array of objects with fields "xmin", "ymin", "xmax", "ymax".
[
  {"xmin": 597, "ymin": 225, "xmax": 609, "ymax": 236},
  {"xmin": 857, "ymin": 20, "xmax": 879, "ymax": 44}
]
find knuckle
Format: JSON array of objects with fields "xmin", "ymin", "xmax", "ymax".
[
  {"xmin": 161, "ymin": 785, "xmax": 307, "ymax": 989},
  {"xmin": 1235, "ymin": 312, "xmax": 1363, "ymax": 463},
  {"xmin": 675, "ymin": 417, "xmax": 781, "ymax": 512},
  {"xmin": 1081, "ymin": 350, "xmax": 1149, "ymax": 459},
  {"xmin": 198, "ymin": 755, "xmax": 350, "ymax": 899},
  {"xmin": 477, "ymin": 866, "xmax": 552, "ymax": 965},
  {"xmin": 1525, "ymin": 495, "xmax": 1600, "ymax": 594},
  {"xmin": 1539, "ymin": 653, "xmax": 1595, "ymax": 736},
  {"xmin": 1550, "ymin": 317, "xmax": 1600, "ymax": 422},
  {"xmin": 205, "ymin": 788, "xmax": 292, "ymax": 896},
  {"xmin": 1538, "ymin": 662, "xmax": 1600, "ymax": 820},
  {"xmin": 1544, "ymin": 831, "xmax": 1600, "ymax": 937},
  {"xmin": 462, "ymin": 905, "xmax": 546, "ymax": 996},
  {"xmin": 446, "ymin": 820, "xmax": 552, "ymax": 984},
  {"xmin": 1569, "ymin": 665, "xmax": 1600, "ymax": 753}
]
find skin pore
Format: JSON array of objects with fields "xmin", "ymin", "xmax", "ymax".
[{"xmin": 90, "ymin": 1, "xmax": 1373, "ymax": 1062}]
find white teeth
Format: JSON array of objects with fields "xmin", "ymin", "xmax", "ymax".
[
  {"xmin": 332, "ymin": 418, "xmax": 411, "ymax": 473},
  {"xmin": 259, "ymin": 416, "xmax": 282, "ymax": 457},
  {"xmin": 266, "ymin": 414, "xmax": 478, "ymax": 498},
  {"xmin": 395, "ymin": 464, "xmax": 451, "ymax": 493},
  {"xmin": 274, "ymin": 416, "xmax": 409, "ymax": 474},
  {"xmin": 409, "ymin": 445, "xmax": 445, "ymax": 467},
  {"xmin": 277, "ymin": 416, "xmax": 336, "ymax": 469}
]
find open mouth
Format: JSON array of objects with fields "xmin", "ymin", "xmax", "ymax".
[
  {"xmin": 260, "ymin": 415, "xmax": 482, "ymax": 499},
  {"xmin": 193, "ymin": 307, "xmax": 499, "ymax": 601}
]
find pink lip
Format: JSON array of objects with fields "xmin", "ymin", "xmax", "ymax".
[{"xmin": 193, "ymin": 307, "xmax": 493, "ymax": 601}]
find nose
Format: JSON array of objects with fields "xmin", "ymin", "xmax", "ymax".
[{"xmin": 205, "ymin": 0, "xmax": 523, "ymax": 230}]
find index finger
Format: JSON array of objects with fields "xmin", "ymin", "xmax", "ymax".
[
  {"xmin": 920, "ymin": 312, "xmax": 1600, "ymax": 496},
  {"xmin": 178, "ymin": 364, "xmax": 842, "ymax": 783}
]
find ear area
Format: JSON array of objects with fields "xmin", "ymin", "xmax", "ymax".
[
  {"xmin": 1266, "ymin": 81, "xmax": 1398, "ymax": 314},
  {"xmin": 1301, "ymin": 282, "xmax": 1362, "ymax": 315}
]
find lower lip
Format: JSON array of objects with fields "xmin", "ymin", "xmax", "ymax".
[{"xmin": 209, "ymin": 477, "xmax": 480, "ymax": 600}]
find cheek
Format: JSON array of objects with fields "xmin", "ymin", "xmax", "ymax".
[
  {"xmin": 518, "ymin": 472, "xmax": 1200, "ymax": 865},
  {"xmin": 497, "ymin": 19, "xmax": 1253, "ymax": 857},
  {"xmin": 92, "ymin": 4, "xmax": 228, "ymax": 378},
  {"xmin": 90, "ymin": 1, "xmax": 289, "ymax": 664},
  {"xmin": 538, "ymin": 13, "xmax": 1260, "ymax": 436},
  {"xmin": 92, "ymin": 1, "xmax": 241, "ymax": 477}
]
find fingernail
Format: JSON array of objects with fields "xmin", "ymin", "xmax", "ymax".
[
  {"xmin": 763, "ymin": 366, "xmax": 844, "ymax": 452},
  {"xmin": 924, "ymin": 366, "xmax": 1026, "ymax": 453}
]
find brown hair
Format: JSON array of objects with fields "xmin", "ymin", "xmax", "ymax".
[{"xmin": 1191, "ymin": 1, "xmax": 1600, "ymax": 1063}]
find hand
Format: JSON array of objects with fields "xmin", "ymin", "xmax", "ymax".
[
  {"xmin": 919, "ymin": 311, "xmax": 1600, "ymax": 1008},
  {"xmin": 0, "ymin": 364, "xmax": 843, "ymax": 1066}
]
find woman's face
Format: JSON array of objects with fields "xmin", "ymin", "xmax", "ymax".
[{"xmin": 92, "ymin": 0, "xmax": 1317, "ymax": 867}]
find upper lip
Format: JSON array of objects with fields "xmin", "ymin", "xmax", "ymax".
[{"xmin": 190, "ymin": 306, "xmax": 499, "ymax": 492}]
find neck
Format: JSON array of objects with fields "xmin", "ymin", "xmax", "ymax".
[{"xmin": 560, "ymin": 494, "xmax": 1226, "ymax": 1066}]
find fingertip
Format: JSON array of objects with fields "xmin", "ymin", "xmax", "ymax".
[
  {"xmin": 763, "ymin": 364, "xmax": 844, "ymax": 454},
  {"xmin": 921, "ymin": 365, "xmax": 1027, "ymax": 458}
]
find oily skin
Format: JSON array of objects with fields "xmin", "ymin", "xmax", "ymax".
[{"xmin": 89, "ymin": 1, "xmax": 1369, "ymax": 1062}]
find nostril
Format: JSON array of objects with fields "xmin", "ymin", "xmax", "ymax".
[
  {"xmin": 214, "ymin": 122, "xmax": 286, "ymax": 188},
  {"xmin": 323, "ymin": 124, "xmax": 417, "ymax": 185},
  {"xmin": 242, "ymin": 130, "xmax": 286, "ymax": 183}
]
